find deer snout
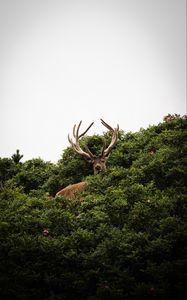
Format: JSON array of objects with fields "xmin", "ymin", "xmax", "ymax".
[{"xmin": 95, "ymin": 164, "xmax": 102, "ymax": 173}]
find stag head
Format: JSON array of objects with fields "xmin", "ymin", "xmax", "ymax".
[{"xmin": 68, "ymin": 119, "xmax": 119, "ymax": 174}]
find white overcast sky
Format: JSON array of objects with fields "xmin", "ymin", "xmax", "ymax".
[{"xmin": 0, "ymin": 0, "xmax": 186, "ymax": 162}]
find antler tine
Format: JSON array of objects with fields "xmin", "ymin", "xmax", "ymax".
[
  {"xmin": 100, "ymin": 138, "xmax": 106, "ymax": 156},
  {"xmin": 100, "ymin": 119, "xmax": 119, "ymax": 132},
  {"xmin": 68, "ymin": 133, "xmax": 74, "ymax": 146},
  {"xmin": 103, "ymin": 130, "xmax": 119, "ymax": 157},
  {"xmin": 100, "ymin": 119, "xmax": 119, "ymax": 157},
  {"xmin": 79, "ymin": 121, "xmax": 94, "ymax": 138},
  {"xmin": 68, "ymin": 121, "xmax": 95, "ymax": 160},
  {"xmin": 100, "ymin": 119, "xmax": 114, "ymax": 132},
  {"xmin": 73, "ymin": 121, "xmax": 94, "ymax": 139},
  {"xmin": 73, "ymin": 124, "xmax": 77, "ymax": 138},
  {"xmin": 72, "ymin": 121, "xmax": 81, "ymax": 139},
  {"xmin": 84, "ymin": 145, "xmax": 95, "ymax": 157}
]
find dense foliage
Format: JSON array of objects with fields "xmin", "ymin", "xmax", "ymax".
[{"xmin": 0, "ymin": 114, "xmax": 187, "ymax": 299}]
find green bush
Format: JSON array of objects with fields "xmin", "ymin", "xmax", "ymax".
[{"xmin": 0, "ymin": 114, "xmax": 186, "ymax": 299}]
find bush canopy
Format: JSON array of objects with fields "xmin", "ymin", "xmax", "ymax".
[{"xmin": 0, "ymin": 114, "xmax": 186, "ymax": 299}]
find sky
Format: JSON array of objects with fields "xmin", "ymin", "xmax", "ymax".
[{"xmin": 0, "ymin": 0, "xmax": 186, "ymax": 162}]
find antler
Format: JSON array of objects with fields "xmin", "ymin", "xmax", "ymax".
[
  {"xmin": 68, "ymin": 121, "xmax": 95, "ymax": 160},
  {"xmin": 100, "ymin": 119, "xmax": 119, "ymax": 157}
]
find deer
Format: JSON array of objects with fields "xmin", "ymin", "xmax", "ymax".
[{"xmin": 56, "ymin": 119, "xmax": 119, "ymax": 199}]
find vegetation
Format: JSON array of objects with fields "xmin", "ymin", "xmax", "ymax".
[{"xmin": 0, "ymin": 114, "xmax": 186, "ymax": 299}]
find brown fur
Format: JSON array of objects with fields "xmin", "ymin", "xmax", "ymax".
[{"xmin": 56, "ymin": 181, "xmax": 88, "ymax": 199}]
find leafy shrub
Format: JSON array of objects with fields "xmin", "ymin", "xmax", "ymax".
[{"xmin": 0, "ymin": 115, "xmax": 187, "ymax": 299}]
